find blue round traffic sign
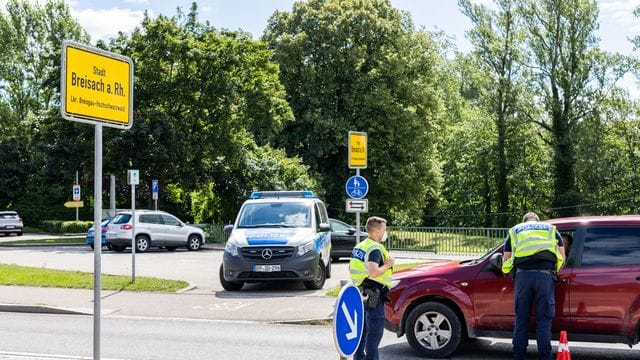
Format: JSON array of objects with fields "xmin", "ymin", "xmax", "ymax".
[
  {"xmin": 333, "ymin": 284, "xmax": 364, "ymax": 357},
  {"xmin": 345, "ymin": 175, "xmax": 368, "ymax": 199}
]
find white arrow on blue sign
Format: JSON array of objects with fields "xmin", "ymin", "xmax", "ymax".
[
  {"xmin": 345, "ymin": 175, "xmax": 368, "ymax": 199},
  {"xmin": 333, "ymin": 284, "xmax": 364, "ymax": 357}
]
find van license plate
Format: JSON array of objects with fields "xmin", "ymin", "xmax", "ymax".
[
  {"xmin": 253, "ymin": 265, "xmax": 281, "ymax": 272},
  {"xmin": 5, "ymin": 226, "xmax": 14, "ymax": 229}
]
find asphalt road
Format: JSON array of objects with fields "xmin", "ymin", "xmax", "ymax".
[
  {"xmin": 1, "ymin": 313, "xmax": 640, "ymax": 360},
  {"xmin": 0, "ymin": 244, "xmax": 350, "ymax": 294}
]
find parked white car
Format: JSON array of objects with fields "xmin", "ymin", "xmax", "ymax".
[
  {"xmin": 106, "ymin": 210, "xmax": 205, "ymax": 252},
  {"xmin": 0, "ymin": 211, "xmax": 23, "ymax": 236}
]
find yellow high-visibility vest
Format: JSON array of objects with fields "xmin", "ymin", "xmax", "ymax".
[
  {"xmin": 349, "ymin": 238, "xmax": 393, "ymax": 287},
  {"xmin": 502, "ymin": 222, "xmax": 564, "ymax": 274}
]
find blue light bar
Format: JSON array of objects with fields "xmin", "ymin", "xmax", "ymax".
[{"xmin": 249, "ymin": 191, "xmax": 316, "ymax": 199}]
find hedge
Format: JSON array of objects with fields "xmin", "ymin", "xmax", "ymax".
[{"xmin": 40, "ymin": 220, "xmax": 93, "ymax": 234}]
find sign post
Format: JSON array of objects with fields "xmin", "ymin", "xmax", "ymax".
[
  {"xmin": 74, "ymin": 172, "xmax": 80, "ymax": 221},
  {"xmin": 347, "ymin": 131, "xmax": 368, "ymax": 243},
  {"xmin": 333, "ymin": 284, "xmax": 364, "ymax": 359},
  {"xmin": 128, "ymin": 170, "xmax": 139, "ymax": 283},
  {"xmin": 152, "ymin": 179, "xmax": 158, "ymax": 211},
  {"xmin": 61, "ymin": 40, "xmax": 133, "ymax": 360}
]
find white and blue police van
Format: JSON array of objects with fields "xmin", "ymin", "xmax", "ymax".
[{"xmin": 220, "ymin": 191, "xmax": 332, "ymax": 291}]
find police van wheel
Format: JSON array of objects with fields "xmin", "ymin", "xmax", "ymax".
[
  {"xmin": 304, "ymin": 261, "xmax": 326, "ymax": 290},
  {"xmin": 219, "ymin": 264, "xmax": 244, "ymax": 291},
  {"xmin": 405, "ymin": 302, "xmax": 462, "ymax": 358}
]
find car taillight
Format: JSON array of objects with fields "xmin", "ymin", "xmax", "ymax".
[
  {"xmin": 18, "ymin": 217, "xmax": 23, "ymax": 223},
  {"xmin": 120, "ymin": 224, "xmax": 132, "ymax": 230},
  {"xmin": 101, "ymin": 227, "xmax": 108, "ymax": 233}
]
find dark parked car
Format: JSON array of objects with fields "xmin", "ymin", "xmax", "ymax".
[
  {"xmin": 385, "ymin": 215, "xmax": 640, "ymax": 358},
  {"xmin": 0, "ymin": 211, "xmax": 23, "ymax": 236},
  {"xmin": 329, "ymin": 218, "xmax": 368, "ymax": 261}
]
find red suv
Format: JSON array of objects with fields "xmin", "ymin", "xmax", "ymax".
[{"xmin": 385, "ymin": 215, "xmax": 640, "ymax": 358}]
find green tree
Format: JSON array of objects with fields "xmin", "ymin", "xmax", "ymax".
[
  {"xmin": 460, "ymin": 0, "xmax": 525, "ymax": 227},
  {"xmin": 104, "ymin": 4, "xmax": 315, "ymax": 221},
  {"xmin": 520, "ymin": 0, "xmax": 628, "ymax": 216},
  {"xmin": 264, "ymin": 0, "xmax": 443, "ymax": 223}
]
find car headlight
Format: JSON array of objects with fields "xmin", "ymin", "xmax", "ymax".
[
  {"xmin": 297, "ymin": 241, "xmax": 315, "ymax": 256},
  {"xmin": 390, "ymin": 279, "xmax": 402, "ymax": 289},
  {"xmin": 225, "ymin": 242, "xmax": 239, "ymax": 256}
]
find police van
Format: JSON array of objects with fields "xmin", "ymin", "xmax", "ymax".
[{"xmin": 220, "ymin": 191, "xmax": 332, "ymax": 291}]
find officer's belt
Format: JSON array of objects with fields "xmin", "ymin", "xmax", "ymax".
[{"xmin": 516, "ymin": 269, "xmax": 552, "ymax": 273}]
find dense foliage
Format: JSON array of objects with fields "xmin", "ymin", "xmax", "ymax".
[{"xmin": 0, "ymin": 0, "xmax": 639, "ymax": 227}]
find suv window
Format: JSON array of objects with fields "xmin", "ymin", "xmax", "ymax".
[
  {"xmin": 581, "ymin": 227, "xmax": 640, "ymax": 267},
  {"xmin": 112, "ymin": 214, "xmax": 132, "ymax": 224},
  {"xmin": 161, "ymin": 214, "xmax": 181, "ymax": 226},
  {"xmin": 330, "ymin": 219, "xmax": 351, "ymax": 232},
  {"xmin": 139, "ymin": 214, "xmax": 162, "ymax": 224}
]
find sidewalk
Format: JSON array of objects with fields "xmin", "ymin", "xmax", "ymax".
[{"xmin": 0, "ymin": 285, "xmax": 337, "ymax": 322}]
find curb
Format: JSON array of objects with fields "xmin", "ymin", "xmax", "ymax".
[
  {"xmin": 0, "ymin": 304, "xmax": 91, "ymax": 316},
  {"xmin": 272, "ymin": 317, "xmax": 333, "ymax": 326},
  {"xmin": 0, "ymin": 243, "xmax": 85, "ymax": 248}
]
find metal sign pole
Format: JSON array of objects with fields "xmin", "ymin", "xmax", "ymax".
[
  {"xmin": 356, "ymin": 168, "xmax": 361, "ymax": 243},
  {"xmin": 93, "ymin": 124, "xmax": 102, "ymax": 360},
  {"xmin": 131, "ymin": 184, "xmax": 136, "ymax": 283},
  {"xmin": 75, "ymin": 171, "xmax": 79, "ymax": 221}
]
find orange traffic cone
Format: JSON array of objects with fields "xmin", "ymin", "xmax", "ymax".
[{"xmin": 556, "ymin": 330, "xmax": 571, "ymax": 360}]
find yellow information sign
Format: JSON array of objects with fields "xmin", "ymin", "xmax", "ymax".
[
  {"xmin": 348, "ymin": 131, "xmax": 367, "ymax": 169},
  {"xmin": 64, "ymin": 201, "xmax": 84, "ymax": 208},
  {"xmin": 61, "ymin": 41, "xmax": 133, "ymax": 129}
]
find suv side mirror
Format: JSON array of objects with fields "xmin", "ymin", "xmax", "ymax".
[
  {"xmin": 346, "ymin": 228, "xmax": 356, "ymax": 235},
  {"xmin": 488, "ymin": 253, "xmax": 503, "ymax": 273},
  {"xmin": 319, "ymin": 223, "xmax": 331, "ymax": 232},
  {"xmin": 223, "ymin": 224, "xmax": 234, "ymax": 234}
]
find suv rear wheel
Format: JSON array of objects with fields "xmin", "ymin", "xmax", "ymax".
[
  {"xmin": 135, "ymin": 235, "xmax": 150, "ymax": 253},
  {"xmin": 304, "ymin": 260, "xmax": 326, "ymax": 290},
  {"xmin": 187, "ymin": 234, "xmax": 202, "ymax": 251},
  {"xmin": 405, "ymin": 302, "xmax": 462, "ymax": 358}
]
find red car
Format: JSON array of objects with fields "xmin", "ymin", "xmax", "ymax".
[{"xmin": 385, "ymin": 215, "xmax": 640, "ymax": 358}]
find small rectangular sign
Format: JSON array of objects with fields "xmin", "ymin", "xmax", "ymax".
[
  {"xmin": 61, "ymin": 41, "xmax": 134, "ymax": 129},
  {"xmin": 72, "ymin": 184, "xmax": 81, "ymax": 201},
  {"xmin": 128, "ymin": 169, "xmax": 139, "ymax": 185},
  {"xmin": 345, "ymin": 199, "xmax": 368, "ymax": 213},
  {"xmin": 348, "ymin": 131, "xmax": 367, "ymax": 169}
]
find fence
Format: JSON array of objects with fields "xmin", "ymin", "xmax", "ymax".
[
  {"xmin": 201, "ymin": 223, "xmax": 508, "ymax": 255},
  {"xmin": 386, "ymin": 226, "xmax": 509, "ymax": 255}
]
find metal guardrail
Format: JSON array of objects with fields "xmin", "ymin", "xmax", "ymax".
[
  {"xmin": 199, "ymin": 223, "xmax": 508, "ymax": 254},
  {"xmin": 386, "ymin": 226, "xmax": 509, "ymax": 255}
]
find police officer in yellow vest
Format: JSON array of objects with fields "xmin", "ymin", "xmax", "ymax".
[
  {"xmin": 502, "ymin": 212, "xmax": 565, "ymax": 360},
  {"xmin": 349, "ymin": 216, "xmax": 394, "ymax": 360}
]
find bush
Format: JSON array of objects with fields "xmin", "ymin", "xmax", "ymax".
[
  {"xmin": 40, "ymin": 220, "xmax": 64, "ymax": 234},
  {"xmin": 61, "ymin": 221, "xmax": 93, "ymax": 234},
  {"xmin": 40, "ymin": 220, "xmax": 93, "ymax": 234}
]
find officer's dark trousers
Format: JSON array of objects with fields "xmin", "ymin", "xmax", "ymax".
[
  {"xmin": 513, "ymin": 271, "xmax": 555, "ymax": 360},
  {"xmin": 354, "ymin": 298, "xmax": 385, "ymax": 360}
]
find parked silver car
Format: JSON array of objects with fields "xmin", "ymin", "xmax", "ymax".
[
  {"xmin": 0, "ymin": 211, "xmax": 23, "ymax": 236},
  {"xmin": 106, "ymin": 210, "xmax": 205, "ymax": 252}
]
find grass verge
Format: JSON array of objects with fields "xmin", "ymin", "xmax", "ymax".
[
  {"xmin": 324, "ymin": 261, "xmax": 426, "ymax": 297},
  {"xmin": 0, "ymin": 263, "xmax": 189, "ymax": 292},
  {"xmin": 0, "ymin": 237, "xmax": 85, "ymax": 245}
]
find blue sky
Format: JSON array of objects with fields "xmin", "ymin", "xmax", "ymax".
[
  {"xmin": 2, "ymin": 0, "xmax": 639, "ymax": 91},
  {"xmin": 54, "ymin": 0, "xmax": 640, "ymax": 54}
]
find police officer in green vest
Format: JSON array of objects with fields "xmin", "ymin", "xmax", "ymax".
[
  {"xmin": 502, "ymin": 212, "xmax": 565, "ymax": 360},
  {"xmin": 349, "ymin": 216, "xmax": 394, "ymax": 360}
]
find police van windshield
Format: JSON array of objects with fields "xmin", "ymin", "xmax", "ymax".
[{"xmin": 238, "ymin": 202, "xmax": 311, "ymax": 228}]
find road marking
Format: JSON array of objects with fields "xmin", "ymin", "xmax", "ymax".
[{"xmin": 0, "ymin": 351, "xmax": 125, "ymax": 360}]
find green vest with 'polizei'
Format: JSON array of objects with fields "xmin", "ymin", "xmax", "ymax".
[
  {"xmin": 502, "ymin": 221, "xmax": 564, "ymax": 274},
  {"xmin": 349, "ymin": 238, "xmax": 393, "ymax": 287}
]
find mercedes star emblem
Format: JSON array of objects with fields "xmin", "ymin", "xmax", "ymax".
[{"xmin": 261, "ymin": 248, "xmax": 273, "ymax": 260}]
